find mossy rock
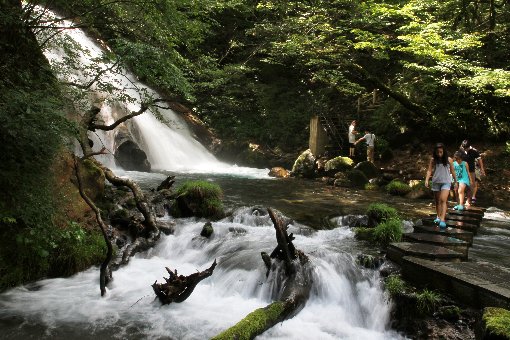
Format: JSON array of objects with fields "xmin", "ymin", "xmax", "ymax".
[
  {"xmin": 291, "ymin": 149, "xmax": 316, "ymax": 178},
  {"xmin": 480, "ymin": 307, "xmax": 510, "ymax": 340},
  {"xmin": 364, "ymin": 182, "xmax": 380, "ymax": 191},
  {"xmin": 172, "ymin": 180, "xmax": 224, "ymax": 219},
  {"xmin": 346, "ymin": 169, "xmax": 368, "ymax": 188},
  {"xmin": 354, "ymin": 227, "xmax": 374, "ymax": 241},
  {"xmin": 356, "ymin": 253, "xmax": 384, "ymax": 269},
  {"xmin": 354, "ymin": 161, "xmax": 380, "ymax": 179},
  {"xmin": 372, "ymin": 218, "xmax": 403, "ymax": 247},
  {"xmin": 324, "ymin": 156, "xmax": 353, "ymax": 175},
  {"xmin": 80, "ymin": 159, "xmax": 105, "ymax": 201},
  {"xmin": 200, "ymin": 222, "xmax": 214, "ymax": 238},
  {"xmin": 386, "ymin": 180, "xmax": 412, "ymax": 196},
  {"xmin": 366, "ymin": 203, "xmax": 398, "ymax": 225}
]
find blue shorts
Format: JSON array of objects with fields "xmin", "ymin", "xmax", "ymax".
[{"xmin": 432, "ymin": 182, "xmax": 451, "ymax": 191}]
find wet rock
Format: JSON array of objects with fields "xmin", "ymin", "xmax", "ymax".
[
  {"xmin": 157, "ymin": 176, "xmax": 175, "ymax": 191},
  {"xmin": 200, "ymin": 222, "xmax": 214, "ymax": 238},
  {"xmin": 157, "ymin": 220, "xmax": 175, "ymax": 235},
  {"xmin": 347, "ymin": 169, "xmax": 369, "ymax": 188},
  {"xmin": 109, "ymin": 208, "xmax": 130, "ymax": 229},
  {"xmin": 268, "ymin": 167, "xmax": 290, "ymax": 178},
  {"xmin": 356, "ymin": 254, "xmax": 384, "ymax": 269},
  {"xmin": 228, "ymin": 227, "xmax": 247, "ymax": 234}
]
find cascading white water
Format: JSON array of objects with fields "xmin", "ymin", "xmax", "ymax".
[
  {"xmin": 40, "ymin": 10, "xmax": 269, "ymax": 178},
  {"xmin": 0, "ymin": 208, "xmax": 402, "ymax": 339}
]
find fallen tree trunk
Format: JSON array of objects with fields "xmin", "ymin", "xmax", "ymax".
[
  {"xmin": 152, "ymin": 260, "xmax": 217, "ymax": 304},
  {"xmin": 212, "ymin": 208, "xmax": 312, "ymax": 340}
]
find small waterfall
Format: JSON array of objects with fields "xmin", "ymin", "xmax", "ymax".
[
  {"xmin": 40, "ymin": 10, "xmax": 268, "ymax": 177},
  {"xmin": 0, "ymin": 208, "xmax": 402, "ymax": 339}
]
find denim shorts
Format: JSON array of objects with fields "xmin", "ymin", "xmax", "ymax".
[{"xmin": 432, "ymin": 182, "xmax": 451, "ymax": 191}]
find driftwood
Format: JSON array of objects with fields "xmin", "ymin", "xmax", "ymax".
[
  {"xmin": 213, "ymin": 208, "xmax": 312, "ymax": 340},
  {"xmin": 152, "ymin": 260, "xmax": 217, "ymax": 305},
  {"xmin": 73, "ymin": 157, "xmax": 113, "ymax": 296}
]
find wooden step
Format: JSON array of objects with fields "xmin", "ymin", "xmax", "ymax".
[
  {"xmin": 447, "ymin": 209, "xmax": 484, "ymax": 220},
  {"xmin": 387, "ymin": 242, "xmax": 464, "ymax": 265},
  {"xmin": 403, "ymin": 233, "xmax": 469, "ymax": 259},
  {"xmin": 420, "ymin": 218, "xmax": 478, "ymax": 234},
  {"xmin": 413, "ymin": 224, "xmax": 474, "ymax": 246},
  {"xmin": 448, "ymin": 203, "xmax": 486, "ymax": 214},
  {"xmin": 445, "ymin": 214, "xmax": 481, "ymax": 226}
]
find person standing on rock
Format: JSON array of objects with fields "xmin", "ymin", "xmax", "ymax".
[
  {"xmin": 348, "ymin": 120, "xmax": 358, "ymax": 157},
  {"xmin": 354, "ymin": 129, "xmax": 376, "ymax": 163},
  {"xmin": 425, "ymin": 143, "xmax": 458, "ymax": 229}
]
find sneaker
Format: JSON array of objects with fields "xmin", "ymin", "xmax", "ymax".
[
  {"xmin": 471, "ymin": 197, "xmax": 477, "ymax": 204},
  {"xmin": 433, "ymin": 217, "xmax": 441, "ymax": 224},
  {"xmin": 439, "ymin": 221, "xmax": 447, "ymax": 229},
  {"xmin": 457, "ymin": 205, "xmax": 464, "ymax": 211},
  {"xmin": 453, "ymin": 205, "xmax": 461, "ymax": 210}
]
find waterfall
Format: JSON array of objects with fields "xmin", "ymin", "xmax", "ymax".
[
  {"xmin": 0, "ymin": 207, "xmax": 402, "ymax": 339},
  {"xmin": 40, "ymin": 10, "xmax": 268, "ymax": 178}
]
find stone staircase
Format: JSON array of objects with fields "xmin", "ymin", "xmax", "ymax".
[{"xmin": 387, "ymin": 204, "xmax": 486, "ymax": 264}]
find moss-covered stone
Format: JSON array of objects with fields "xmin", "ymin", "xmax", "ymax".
[
  {"xmin": 80, "ymin": 159, "xmax": 105, "ymax": 201},
  {"xmin": 172, "ymin": 180, "xmax": 224, "ymax": 219},
  {"xmin": 291, "ymin": 149, "xmax": 316, "ymax": 178},
  {"xmin": 354, "ymin": 161, "xmax": 380, "ymax": 179},
  {"xmin": 386, "ymin": 180, "xmax": 412, "ymax": 196},
  {"xmin": 200, "ymin": 222, "xmax": 214, "ymax": 238},
  {"xmin": 366, "ymin": 203, "xmax": 399, "ymax": 225},
  {"xmin": 354, "ymin": 227, "xmax": 374, "ymax": 241},
  {"xmin": 482, "ymin": 307, "xmax": 510, "ymax": 339},
  {"xmin": 212, "ymin": 301, "xmax": 286, "ymax": 340},
  {"xmin": 324, "ymin": 156, "xmax": 353, "ymax": 174},
  {"xmin": 372, "ymin": 218, "xmax": 403, "ymax": 246}
]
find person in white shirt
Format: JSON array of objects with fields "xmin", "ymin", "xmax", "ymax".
[
  {"xmin": 348, "ymin": 120, "xmax": 358, "ymax": 157},
  {"xmin": 355, "ymin": 129, "xmax": 376, "ymax": 163}
]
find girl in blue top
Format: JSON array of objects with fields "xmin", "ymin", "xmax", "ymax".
[
  {"xmin": 425, "ymin": 143, "xmax": 457, "ymax": 228},
  {"xmin": 453, "ymin": 151, "xmax": 474, "ymax": 211}
]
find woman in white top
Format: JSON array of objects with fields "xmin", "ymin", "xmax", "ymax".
[{"xmin": 348, "ymin": 120, "xmax": 358, "ymax": 157}]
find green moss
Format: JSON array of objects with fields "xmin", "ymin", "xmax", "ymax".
[
  {"xmin": 385, "ymin": 274, "xmax": 406, "ymax": 296},
  {"xmin": 386, "ymin": 180, "xmax": 412, "ymax": 196},
  {"xmin": 212, "ymin": 301, "xmax": 285, "ymax": 340},
  {"xmin": 172, "ymin": 180, "xmax": 224, "ymax": 219},
  {"xmin": 200, "ymin": 222, "xmax": 214, "ymax": 238},
  {"xmin": 354, "ymin": 227, "xmax": 374, "ymax": 241},
  {"xmin": 364, "ymin": 183, "xmax": 379, "ymax": 191},
  {"xmin": 324, "ymin": 156, "xmax": 353, "ymax": 173},
  {"xmin": 483, "ymin": 307, "xmax": 510, "ymax": 338},
  {"xmin": 372, "ymin": 218, "xmax": 403, "ymax": 246},
  {"xmin": 416, "ymin": 289, "xmax": 442, "ymax": 315},
  {"xmin": 366, "ymin": 203, "xmax": 398, "ymax": 224}
]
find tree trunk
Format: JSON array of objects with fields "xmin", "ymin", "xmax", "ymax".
[{"xmin": 212, "ymin": 208, "xmax": 312, "ymax": 340}]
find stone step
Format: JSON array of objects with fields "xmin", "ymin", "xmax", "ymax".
[
  {"xmin": 421, "ymin": 218, "xmax": 478, "ymax": 234},
  {"xmin": 413, "ymin": 224, "xmax": 474, "ymax": 246},
  {"xmin": 401, "ymin": 256, "xmax": 510, "ymax": 309},
  {"xmin": 387, "ymin": 242, "xmax": 464, "ymax": 265},
  {"xmin": 403, "ymin": 233, "xmax": 469, "ymax": 259}
]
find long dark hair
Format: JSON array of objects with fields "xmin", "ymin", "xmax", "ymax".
[{"xmin": 433, "ymin": 143, "xmax": 448, "ymax": 166}]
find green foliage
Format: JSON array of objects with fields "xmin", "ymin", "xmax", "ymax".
[
  {"xmin": 416, "ymin": 289, "xmax": 442, "ymax": 315},
  {"xmin": 386, "ymin": 180, "xmax": 412, "ymax": 196},
  {"xmin": 372, "ymin": 218, "xmax": 403, "ymax": 246},
  {"xmin": 483, "ymin": 307, "xmax": 510, "ymax": 338},
  {"xmin": 173, "ymin": 180, "xmax": 224, "ymax": 219},
  {"xmin": 385, "ymin": 274, "xmax": 407, "ymax": 297},
  {"xmin": 505, "ymin": 141, "xmax": 510, "ymax": 155},
  {"xmin": 0, "ymin": 221, "xmax": 106, "ymax": 290},
  {"xmin": 366, "ymin": 203, "xmax": 399, "ymax": 224}
]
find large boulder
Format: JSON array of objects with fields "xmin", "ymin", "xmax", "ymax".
[
  {"xmin": 115, "ymin": 140, "xmax": 151, "ymax": 172},
  {"xmin": 291, "ymin": 149, "xmax": 316, "ymax": 178},
  {"xmin": 324, "ymin": 156, "xmax": 353, "ymax": 175},
  {"xmin": 354, "ymin": 161, "xmax": 380, "ymax": 179},
  {"xmin": 347, "ymin": 169, "xmax": 369, "ymax": 188}
]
